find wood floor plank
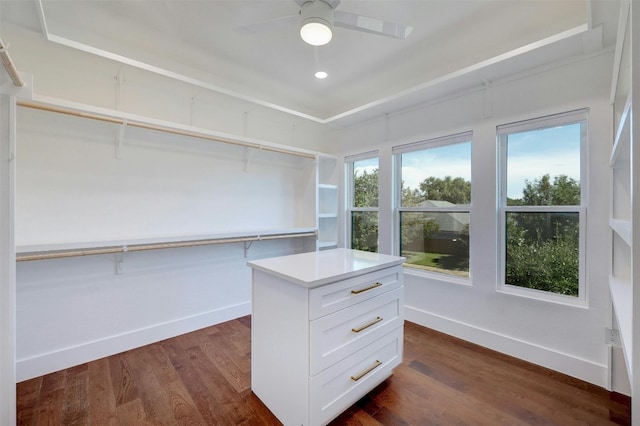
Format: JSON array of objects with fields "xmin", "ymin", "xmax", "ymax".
[
  {"xmin": 184, "ymin": 344, "xmax": 255, "ymax": 424},
  {"xmin": 216, "ymin": 319, "xmax": 252, "ymax": 359},
  {"xmin": 611, "ymin": 393, "xmax": 632, "ymax": 425},
  {"xmin": 201, "ymin": 329, "xmax": 251, "ymax": 393},
  {"xmin": 87, "ymin": 358, "xmax": 118, "ymax": 426},
  {"xmin": 145, "ymin": 342, "xmax": 182, "ymax": 384},
  {"xmin": 61, "ymin": 364, "xmax": 89, "ymax": 425},
  {"xmin": 166, "ymin": 378, "xmax": 208, "ymax": 425},
  {"xmin": 331, "ymin": 404, "xmax": 386, "ymax": 426},
  {"xmin": 124, "ymin": 346, "xmax": 175, "ymax": 425},
  {"xmin": 173, "ymin": 328, "xmax": 203, "ymax": 351},
  {"xmin": 236, "ymin": 315, "xmax": 252, "ymax": 329},
  {"xmin": 404, "ymin": 323, "xmax": 614, "ymax": 424},
  {"xmin": 16, "ymin": 317, "xmax": 630, "ymax": 426},
  {"xmin": 135, "ymin": 342, "xmax": 209, "ymax": 424},
  {"xmin": 161, "ymin": 337, "xmax": 233, "ymax": 425},
  {"xmin": 386, "ymin": 362, "xmax": 525, "ymax": 425},
  {"xmin": 405, "ymin": 339, "xmax": 588, "ymax": 425},
  {"xmin": 115, "ymin": 398, "xmax": 154, "ymax": 425},
  {"xmin": 29, "ymin": 370, "xmax": 66, "ymax": 426},
  {"xmin": 407, "ymin": 357, "xmax": 550, "ymax": 424},
  {"xmin": 239, "ymin": 390, "xmax": 284, "ymax": 426},
  {"xmin": 108, "ymin": 352, "xmax": 139, "ymax": 407},
  {"xmin": 16, "ymin": 377, "xmax": 42, "ymax": 426}
]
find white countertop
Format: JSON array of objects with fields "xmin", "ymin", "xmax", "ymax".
[{"xmin": 247, "ymin": 248, "xmax": 405, "ymax": 288}]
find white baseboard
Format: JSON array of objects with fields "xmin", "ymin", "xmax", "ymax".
[
  {"xmin": 405, "ymin": 306, "xmax": 608, "ymax": 388},
  {"xmin": 16, "ymin": 301, "xmax": 251, "ymax": 382}
]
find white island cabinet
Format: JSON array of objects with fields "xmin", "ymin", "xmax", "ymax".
[{"xmin": 247, "ymin": 248, "xmax": 405, "ymax": 426}]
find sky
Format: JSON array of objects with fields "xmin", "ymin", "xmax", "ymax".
[
  {"xmin": 505, "ymin": 123, "xmax": 581, "ymax": 199},
  {"xmin": 400, "ymin": 142, "xmax": 471, "ymax": 191},
  {"xmin": 353, "ymin": 123, "xmax": 581, "ymax": 200},
  {"xmin": 353, "ymin": 158, "xmax": 379, "ymax": 177}
]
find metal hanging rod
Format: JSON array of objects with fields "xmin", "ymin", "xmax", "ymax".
[
  {"xmin": 16, "ymin": 231, "xmax": 317, "ymax": 262},
  {"xmin": 17, "ymin": 100, "xmax": 317, "ymax": 160}
]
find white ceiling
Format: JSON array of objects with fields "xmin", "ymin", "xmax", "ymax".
[{"xmin": 0, "ymin": 0, "xmax": 621, "ymax": 126}]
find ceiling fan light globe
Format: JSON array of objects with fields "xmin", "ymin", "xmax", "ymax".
[{"xmin": 300, "ymin": 19, "xmax": 332, "ymax": 46}]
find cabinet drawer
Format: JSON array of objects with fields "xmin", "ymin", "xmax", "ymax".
[
  {"xmin": 309, "ymin": 327, "xmax": 402, "ymax": 426},
  {"xmin": 309, "ymin": 266, "xmax": 402, "ymax": 320},
  {"xmin": 310, "ymin": 287, "xmax": 403, "ymax": 375}
]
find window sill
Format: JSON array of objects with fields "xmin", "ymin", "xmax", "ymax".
[
  {"xmin": 497, "ymin": 284, "xmax": 588, "ymax": 309},
  {"xmin": 403, "ymin": 265, "xmax": 472, "ymax": 287}
]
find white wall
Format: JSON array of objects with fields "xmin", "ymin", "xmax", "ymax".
[
  {"xmin": 3, "ymin": 21, "xmax": 328, "ymax": 381},
  {"xmin": 16, "ymin": 238, "xmax": 314, "ymax": 381},
  {"xmin": 15, "ymin": 107, "xmax": 316, "ymax": 244},
  {"xmin": 331, "ymin": 51, "xmax": 617, "ymax": 389},
  {"xmin": 0, "ymin": 88, "xmax": 17, "ymax": 426}
]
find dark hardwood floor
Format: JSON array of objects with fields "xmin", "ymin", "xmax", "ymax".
[{"xmin": 17, "ymin": 316, "xmax": 630, "ymax": 425}]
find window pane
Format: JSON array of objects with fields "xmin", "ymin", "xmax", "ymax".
[
  {"xmin": 351, "ymin": 211, "xmax": 378, "ymax": 253},
  {"xmin": 400, "ymin": 211, "xmax": 469, "ymax": 277},
  {"xmin": 400, "ymin": 142, "xmax": 471, "ymax": 207},
  {"xmin": 506, "ymin": 124, "xmax": 581, "ymax": 206},
  {"xmin": 353, "ymin": 158, "xmax": 378, "ymax": 208},
  {"xmin": 505, "ymin": 212, "xmax": 579, "ymax": 296}
]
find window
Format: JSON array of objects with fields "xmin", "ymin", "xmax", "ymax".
[
  {"xmin": 347, "ymin": 152, "xmax": 379, "ymax": 252},
  {"xmin": 394, "ymin": 132, "xmax": 472, "ymax": 278},
  {"xmin": 498, "ymin": 110, "xmax": 586, "ymax": 302}
]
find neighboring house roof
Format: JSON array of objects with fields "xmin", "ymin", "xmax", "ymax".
[{"xmin": 416, "ymin": 199, "xmax": 470, "ymax": 233}]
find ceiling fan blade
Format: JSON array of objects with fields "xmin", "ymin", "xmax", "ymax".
[
  {"xmin": 334, "ymin": 10, "xmax": 413, "ymax": 40},
  {"xmin": 235, "ymin": 14, "xmax": 298, "ymax": 34}
]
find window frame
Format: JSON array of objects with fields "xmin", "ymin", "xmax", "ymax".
[
  {"xmin": 393, "ymin": 132, "xmax": 473, "ymax": 283},
  {"xmin": 497, "ymin": 109, "xmax": 588, "ymax": 306},
  {"xmin": 346, "ymin": 151, "xmax": 379, "ymax": 252}
]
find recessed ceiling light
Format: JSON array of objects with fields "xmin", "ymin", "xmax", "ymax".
[{"xmin": 315, "ymin": 71, "xmax": 328, "ymax": 79}]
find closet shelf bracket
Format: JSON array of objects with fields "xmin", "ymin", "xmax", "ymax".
[
  {"xmin": 115, "ymin": 245, "xmax": 128, "ymax": 274},
  {"xmin": 244, "ymin": 146, "xmax": 256, "ymax": 172},
  {"xmin": 244, "ymin": 240, "xmax": 255, "ymax": 257},
  {"xmin": 116, "ymin": 120, "xmax": 127, "ymax": 159}
]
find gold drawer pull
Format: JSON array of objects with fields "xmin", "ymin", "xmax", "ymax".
[
  {"xmin": 350, "ymin": 360, "xmax": 382, "ymax": 381},
  {"xmin": 351, "ymin": 316, "xmax": 383, "ymax": 333},
  {"xmin": 351, "ymin": 282, "xmax": 383, "ymax": 295}
]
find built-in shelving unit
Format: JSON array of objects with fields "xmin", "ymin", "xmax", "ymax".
[
  {"xmin": 317, "ymin": 156, "xmax": 339, "ymax": 250},
  {"xmin": 15, "ymin": 95, "xmax": 341, "ymax": 256},
  {"xmin": 11, "ymin": 92, "xmax": 344, "ymax": 385},
  {"xmin": 19, "ymin": 96, "xmax": 318, "ymax": 160},
  {"xmin": 608, "ymin": 0, "xmax": 637, "ymax": 421}
]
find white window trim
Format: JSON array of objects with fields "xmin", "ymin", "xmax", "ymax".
[
  {"xmin": 346, "ymin": 151, "xmax": 379, "ymax": 251},
  {"xmin": 497, "ymin": 109, "xmax": 588, "ymax": 307},
  {"xmin": 393, "ymin": 132, "xmax": 473, "ymax": 281},
  {"xmin": 402, "ymin": 265, "xmax": 473, "ymax": 286}
]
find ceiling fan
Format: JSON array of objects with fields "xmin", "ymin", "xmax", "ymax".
[{"xmin": 240, "ymin": 0, "xmax": 413, "ymax": 46}]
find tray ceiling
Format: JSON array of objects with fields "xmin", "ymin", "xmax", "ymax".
[{"xmin": 0, "ymin": 0, "xmax": 620, "ymax": 126}]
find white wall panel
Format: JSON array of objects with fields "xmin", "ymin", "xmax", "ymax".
[
  {"xmin": 13, "ymin": 101, "xmax": 319, "ymax": 380},
  {"xmin": 0, "ymin": 91, "xmax": 17, "ymax": 426},
  {"xmin": 15, "ymin": 106, "xmax": 315, "ymax": 245},
  {"xmin": 16, "ymin": 238, "xmax": 312, "ymax": 381},
  {"xmin": 332, "ymin": 51, "xmax": 614, "ymax": 388}
]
